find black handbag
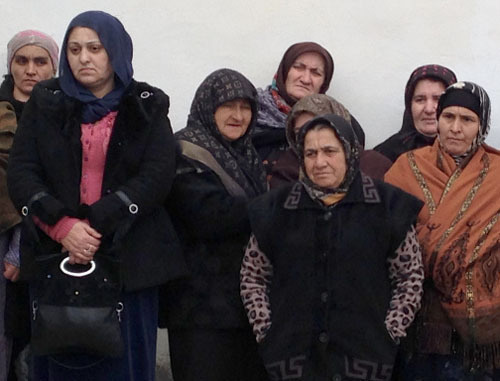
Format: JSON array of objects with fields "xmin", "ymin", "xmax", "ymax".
[{"xmin": 30, "ymin": 252, "xmax": 124, "ymax": 357}]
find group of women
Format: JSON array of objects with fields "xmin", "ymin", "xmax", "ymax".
[{"xmin": 1, "ymin": 8, "xmax": 499, "ymax": 381}]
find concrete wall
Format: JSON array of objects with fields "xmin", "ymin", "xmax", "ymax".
[{"xmin": 3, "ymin": 0, "xmax": 500, "ymax": 147}]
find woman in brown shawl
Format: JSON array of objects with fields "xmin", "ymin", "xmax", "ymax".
[
  {"xmin": 251, "ymin": 41, "xmax": 334, "ymax": 175},
  {"xmin": 269, "ymin": 94, "xmax": 391, "ymax": 188},
  {"xmin": 385, "ymin": 81, "xmax": 500, "ymax": 379}
]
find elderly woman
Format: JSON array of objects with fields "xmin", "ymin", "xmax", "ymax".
[
  {"xmin": 241, "ymin": 114, "xmax": 424, "ymax": 380},
  {"xmin": 0, "ymin": 29, "xmax": 59, "ymax": 380},
  {"xmin": 7, "ymin": 11, "xmax": 184, "ymax": 380},
  {"xmin": 385, "ymin": 82, "xmax": 500, "ymax": 379},
  {"xmin": 252, "ymin": 41, "xmax": 334, "ymax": 175},
  {"xmin": 375, "ymin": 64, "xmax": 457, "ymax": 163},
  {"xmin": 270, "ymin": 94, "xmax": 391, "ymax": 188},
  {"xmin": 162, "ymin": 69, "xmax": 268, "ymax": 380}
]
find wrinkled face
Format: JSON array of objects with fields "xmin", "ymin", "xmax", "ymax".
[
  {"xmin": 66, "ymin": 27, "xmax": 114, "ymax": 98},
  {"xmin": 214, "ymin": 98, "xmax": 252, "ymax": 141},
  {"xmin": 411, "ymin": 79, "xmax": 446, "ymax": 136},
  {"xmin": 285, "ymin": 52, "xmax": 325, "ymax": 101},
  {"xmin": 10, "ymin": 45, "xmax": 54, "ymax": 102},
  {"xmin": 304, "ymin": 126, "xmax": 347, "ymax": 189},
  {"xmin": 438, "ymin": 106, "xmax": 480, "ymax": 156}
]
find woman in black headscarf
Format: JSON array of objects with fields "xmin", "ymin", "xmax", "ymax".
[
  {"xmin": 241, "ymin": 114, "xmax": 425, "ymax": 380},
  {"xmin": 7, "ymin": 10, "xmax": 185, "ymax": 380},
  {"xmin": 374, "ymin": 64, "xmax": 457, "ymax": 162},
  {"xmin": 162, "ymin": 69, "xmax": 268, "ymax": 380}
]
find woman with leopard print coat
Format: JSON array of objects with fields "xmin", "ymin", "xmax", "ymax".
[{"xmin": 241, "ymin": 114, "xmax": 424, "ymax": 381}]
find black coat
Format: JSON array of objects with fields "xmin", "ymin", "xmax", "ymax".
[
  {"xmin": 161, "ymin": 155, "xmax": 253, "ymax": 329},
  {"xmin": 7, "ymin": 78, "xmax": 186, "ymax": 291},
  {"xmin": 249, "ymin": 174, "xmax": 423, "ymax": 380}
]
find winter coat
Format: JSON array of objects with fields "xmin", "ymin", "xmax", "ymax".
[{"xmin": 7, "ymin": 78, "xmax": 186, "ymax": 291}]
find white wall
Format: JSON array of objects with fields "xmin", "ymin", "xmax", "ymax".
[{"xmin": 3, "ymin": 0, "xmax": 500, "ymax": 148}]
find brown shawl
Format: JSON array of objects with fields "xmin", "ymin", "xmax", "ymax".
[{"xmin": 386, "ymin": 140, "xmax": 500, "ymax": 350}]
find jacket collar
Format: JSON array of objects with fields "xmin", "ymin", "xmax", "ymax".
[{"xmin": 284, "ymin": 172, "xmax": 381, "ymax": 211}]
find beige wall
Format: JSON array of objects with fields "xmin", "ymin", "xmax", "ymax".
[{"xmin": 2, "ymin": 0, "xmax": 500, "ymax": 147}]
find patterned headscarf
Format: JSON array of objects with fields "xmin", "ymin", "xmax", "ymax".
[
  {"xmin": 437, "ymin": 81, "xmax": 490, "ymax": 158},
  {"xmin": 286, "ymin": 94, "xmax": 352, "ymax": 154},
  {"xmin": 176, "ymin": 69, "xmax": 267, "ymax": 197},
  {"xmin": 59, "ymin": 10, "xmax": 134, "ymax": 123},
  {"xmin": 374, "ymin": 64, "xmax": 457, "ymax": 162},
  {"xmin": 296, "ymin": 114, "xmax": 361, "ymax": 199}
]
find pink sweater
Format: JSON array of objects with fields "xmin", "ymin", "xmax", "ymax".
[{"xmin": 37, "ymin": 111, "xmax": 117, "ymax": 241}]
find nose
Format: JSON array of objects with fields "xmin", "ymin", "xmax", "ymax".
[
  {"xmin": 450, "ymin": 119, "xmax": 461, "ymax": 133},
  {"xmin": 301, "ymin": 70, "xmax": 312, "ymax": 84},
  {"xmin": 232, "ymin": 105, "xmax": 243, "ymax": 121},
  {"xmin": 314, "ymin": 152, "xmax": 327, "ymax": 168},
  {"xmin": 79, "ymin": 48, "xmax": 90, "ymax": 63},
  {"xmin": 424, "ymin": 99, "xmax": 436, "ymax": 114},
  {"xmin": 26, "ymin": 61, "xmax": 36, "ymax": 75}
]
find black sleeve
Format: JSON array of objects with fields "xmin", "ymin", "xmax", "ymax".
[
  {"xmin": 7, "ymin": 86, "xmax": 68, "ymax": 224},
  {"xmin": 168, "ymin": 157, "xmax": 250, "ymax": 241}
]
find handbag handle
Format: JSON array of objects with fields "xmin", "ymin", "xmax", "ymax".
[{"xmin": 59, "ymin": 257, "xmax": 96, "ymax": 277}]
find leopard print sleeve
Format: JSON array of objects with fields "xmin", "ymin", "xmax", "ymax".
[
  {"xmin": 240, "ymin": 233, "xmax": 273, "ymax": 343},
  {"xmin": 385, "ymin": 225, "xmax": 424, "ymax": 343}
]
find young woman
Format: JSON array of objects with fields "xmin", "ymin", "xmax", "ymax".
[{"xmin": 7, "ymin": 11, "xmax": 185, "ymax": 380}]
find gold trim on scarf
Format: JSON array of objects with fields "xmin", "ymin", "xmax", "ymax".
[
  {"xmin": 426, "ymin": 154, "xmax": 490, "ymax": 275},
  {"xmin": 408, "ymin": 151, "xmax": 436, "ymax": 215}
]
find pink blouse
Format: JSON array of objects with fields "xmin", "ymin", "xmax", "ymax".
[{"xmin": 37, "ymin": 111, "xmax": 117, "ymax": 241}]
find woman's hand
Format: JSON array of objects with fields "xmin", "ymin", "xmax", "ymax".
[
  {"xmin": 3, "ymin": 262, "xmax": 20, "ymax": 282},
  {"xmin": 61, "ymin": 221, "xmax": 102, "ymax": 265}
]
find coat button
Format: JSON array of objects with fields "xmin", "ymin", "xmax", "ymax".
[
  {"xmin": 321, "ymin": 292, "xmax": 328, "ymax": 303},
  {"xmin": 106, "ymin": 189, "xmax": 112, "ymax": 194},
  {"xmin": 140, "ymin": 91, "xmax": 152, "ymax": 99},
  {"xmin": 323, "ymin": 211, "xmax": 332, "ymax": 221},
  {"xmin": 319, "ymin": 332, "xmax": 328, "ymax": 343},
  {"xmin": 332, "ymin": 374, "xmax": 342, "ymax": 381}
]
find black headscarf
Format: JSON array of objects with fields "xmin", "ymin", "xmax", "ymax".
[
  {"xmin": 296, "ymin": 114, "xmax": 361, "ymax": 200},
  {"xmin": 59, "ymin": 10, "xmax": 134, "ymax": 123},
  {"xmin": 436, "ymin": 81, "xmax": 491, "ymax": 159},
  {"xmin": 176, "ymin": 69, "xmax": 267, "ymax": 197},
  {"xmin": 374, "ymin": 64, "xmax": 457, "ymax": 162}
]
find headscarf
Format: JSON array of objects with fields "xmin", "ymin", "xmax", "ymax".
[
  {"xmin": 286, "ymin": 94, "xmax": 352, "ymax": 154},
  {"xmin": 374, "ymin": 64, "xmax": 457, "ymax": 162},
  {"xmin": 7, "ymin": 30, "xmax": 59, "ymax": 74},
  {"xmin": 59, "ymin": 10, "xmax": 134, "ymax": 123},
  {"xmin": 176, "ymin": 69, "xmax": 267, "ymax": 197},
  {"xmin": 436, "ymin": 81, "xmax": 490, "ymax": 160},
  {"xmin": 296, "ymin": 114, "xmax": 360, "ymax": 201}
]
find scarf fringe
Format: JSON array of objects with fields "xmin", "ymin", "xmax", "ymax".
[{"xmin": 463, "ymin": 341, "xmax": 500, "ymax": 370}]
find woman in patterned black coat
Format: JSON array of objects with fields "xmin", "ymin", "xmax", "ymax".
[
  {"xmin": 162, "ymin": 69, "xmax": 268, "ymax": 381},
  {"xmin": 241, "ymin": 114, "xmax": 425, "ymax": 380}
]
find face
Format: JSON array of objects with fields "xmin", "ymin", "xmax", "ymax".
[
  {"xmin": 293, "ymin": 111, "xmax": 315, "ymax": 137},
  {"xmin": 304, "ymin": 127, "xmax": 347, "ymax": 189},
  {"xmin": 66, "ymin": 27, "xmax": 114, "ymax": 98},
  {"xmin": 411, "ymin": 79, "xmax": 446, "ymax": 136},
  {"xmin": 10, "ymin": 45, "xmax": 54, "ymax": 102},
  {"xmin": 438, "ymin": 106, "xmax": 480, "ymax": 156},
  {"xmin": 214, "ymin": 99, "xmax": 252, "ymax": 141},
  {"xmin": 285, "ymin": 52, "xmax": 325, "ymax": 101}
]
